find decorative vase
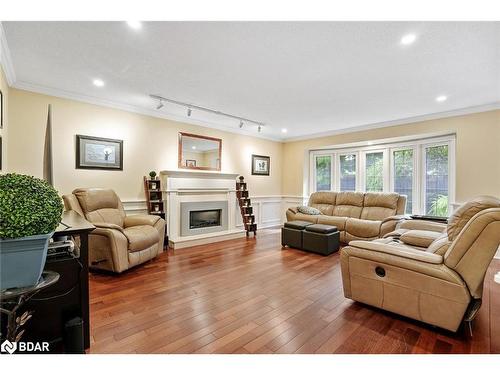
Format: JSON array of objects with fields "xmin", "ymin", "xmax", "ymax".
[{"xmin": 0, "ymin": 232, "xmax": 53, "ymax": 290}]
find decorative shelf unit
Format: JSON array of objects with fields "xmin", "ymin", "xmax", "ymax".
[
  {"xmin": 143, "ymin": 176, "xmax": 168, "ymax": 247},
  {"xmin": 236, "ymin": 176, "xmax": 257, "ymax": 237}
]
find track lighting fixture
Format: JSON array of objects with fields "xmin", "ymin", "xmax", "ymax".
[{"xmin": 149, "ymin": 94, "xmax": 265, "ymax": 133}]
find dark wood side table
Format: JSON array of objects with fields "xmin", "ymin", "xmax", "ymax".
[{"xmin": 22, "ymin": 211, "xmax": 95, "ymax": 352}]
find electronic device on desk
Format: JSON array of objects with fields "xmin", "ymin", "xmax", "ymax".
[{"xmin": 410, "ymin": 214, "xmax": 448, "ymax": 224}]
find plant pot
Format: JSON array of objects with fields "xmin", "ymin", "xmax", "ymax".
[{"xmin": 0, "ymin": 232, "xmax": 53, "ymax": 290}]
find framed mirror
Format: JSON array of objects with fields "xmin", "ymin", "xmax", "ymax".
[{"xmin": 178, "ymin": 132, "xmax": 222, "ymax": 171}]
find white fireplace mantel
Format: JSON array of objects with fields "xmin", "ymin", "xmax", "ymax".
[{"xmin": 160, "ymin": 170, "xmax": 244, "ymax": 248}]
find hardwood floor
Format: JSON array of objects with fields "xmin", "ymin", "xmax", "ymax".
[{"xmin": 88, "ymin": 228, "xmax": 500, "ymax": 354}]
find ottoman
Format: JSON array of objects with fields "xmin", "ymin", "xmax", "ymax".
[
  {"xmin": 302, "ymin": 224, "xmax": 340, "ymax": 255},
  {"xmin": 281, "ymin": 221, "xmax": 313, "ymax": 249}
]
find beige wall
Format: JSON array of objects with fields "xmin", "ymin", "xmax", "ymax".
[
  {"xmin": 0, "ymin": 67, "xmax": 8, "ymax": 172},
  {"xmin": 282, "ymin": 110, "xmax": 500, "ymax": 203},
  {"xmin": 7, "ymin": 88, "xmax": 283, "ymax": 200}
]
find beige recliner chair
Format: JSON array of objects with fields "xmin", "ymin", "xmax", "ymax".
[
  {"xmin": 340, "ymin": 196, "xmax": 500, "ymax": 332},
  {"xmin": 63, "ymin": 188, "xmax": 166, "ymax": 273}
]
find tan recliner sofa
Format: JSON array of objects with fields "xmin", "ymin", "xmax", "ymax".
[
  {"xmin": 340, "ymin": 196, "xmax": 500, "ymax": 332},
  {"xmin": 286, "ymin": 192, "xmax": 407, "ymax": 242},
  {"xmin": 63, "ymin": 188, "xmax": 166, "ymax": 273}
]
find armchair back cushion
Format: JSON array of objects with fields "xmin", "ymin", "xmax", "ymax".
[
  {"xmin": 360, "ymin": 192, "xmax": 400, "ymax": 221},
  {"xmin": 443, "ymin": 198, "xmax": 500, "ymax": 298},
  {"xmin": 73, "ymin": 188, "xmax": 126, "ymax": 227}
]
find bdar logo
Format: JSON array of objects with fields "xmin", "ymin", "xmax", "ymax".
[{"xmin": 1, "ymin": 340, "xmax": 17, "ymax": 354}]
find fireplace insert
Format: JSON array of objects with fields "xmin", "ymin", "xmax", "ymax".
[{"xmin": 189, "ymin": 209, "xmax": 222, "ymax": 229}]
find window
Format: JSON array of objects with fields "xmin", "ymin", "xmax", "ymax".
[
  {"xmin": 392, "ymin": 149, "xmax": 414, "ymax": 214},
  {"xmin": 339, "ymin": 154, "xmax": 356, "ymax": 191},
  {"xmin": 309, "ymin": 134, "xmax": 454, "ymax": 215},
  {"xmin": 365, "ymin": 152, "xmax": 384, "ymax": 192},
  {"xmin": 315, "ymin": 155, "xmax": 332, "ymax": 191},
  {"xmin": 424, "ymin": 145, "xmax": 449, "ymax": 216}
]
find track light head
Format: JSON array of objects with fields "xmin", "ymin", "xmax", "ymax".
[
  {"xmin": 156, "ymin": 100, "xmax": 164, "ymax": 110},
  {"xmin": 239, "ymin": 120, "xmax": 244, "ymax": 128},
  {"xmin": 187, "ymin": 107, "xmax": 192, "ymax": 117},
  {"xmin": 258, "ymin": 125, "xmax": 262, "ymax": 133}
]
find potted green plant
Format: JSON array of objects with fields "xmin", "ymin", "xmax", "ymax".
[
  {"xmin": 0, "ymin": 173, "xmax": 63, "ymax": 289},
  {"xmin": 149, "ymin": 170, "xmax": 157, "ymax": 180}
]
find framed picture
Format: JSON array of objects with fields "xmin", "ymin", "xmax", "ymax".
[
  {"xmin": 0, "ymin": 89, "xmax": 3, "ymax": 129},
  {"xmin": 251, "ymin": 154, "xmax": 270, "ymax": 176},
  {"xmin": 76, "ymin": 135, "xmax": 123, "ymax": 170},
  {"xmin": 186, "ymin": 159, "xmax": 197, "ymax": 168}
]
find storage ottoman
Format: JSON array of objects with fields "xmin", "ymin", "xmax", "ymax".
[
  {"xmin": 302, "ymin": 224, "xmax": 340, "ymax": 255},
  {"xmin": 281, "ymin": 220, "xmax": 313, "ymax": 249}
]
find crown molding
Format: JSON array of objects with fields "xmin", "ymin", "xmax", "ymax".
[
  {"xmin": 0, "ymin": 22, "xmax": 16, "ymax": 86},
  {"xmin": 283, "ymin": 102, "xmax": 500, "ymax": 142},
  {"xmin": 11, "ymin": 80, "xmax": 283, "ymax": 142}
]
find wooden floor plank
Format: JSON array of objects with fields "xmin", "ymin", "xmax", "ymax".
[{"xmin": 88, "ymin": 229, "xmax": 500, "ymax": 354}]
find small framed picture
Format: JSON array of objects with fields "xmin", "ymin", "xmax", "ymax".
[
  {"xmin": 251, "ymin": 154, "xmax": 270, "ymax": 176},
  {"xmin": 186, "ymin": 159, "xmax": 197, "ymax": 168},
  {"xmin": 76, "ymin": 135, "xmax": 123, "ymax": 170}
]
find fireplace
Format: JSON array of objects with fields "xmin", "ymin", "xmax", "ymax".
[
  {"xmin": 180, "ymin": 201, "xmax": 228, "ymax": 237},
  {"xmin": 190, "ymin": 209, "xmax": 222, "ymax": 229}
]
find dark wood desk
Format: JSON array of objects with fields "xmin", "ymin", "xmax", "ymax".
[{"xmin": 24, "ymin": 211, "xmax": 95, "ymax": 352}]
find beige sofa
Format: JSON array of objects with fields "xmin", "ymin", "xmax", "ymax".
[
  {"xmin": 63, "ymin": 188, "xmax": 166, "ymax": 273},
  {"xmin": 340, "ymin": 196, "xmax": 500, "ymax": 332},
  {"xmin": 286, "ymin": 191, "xmax": 407, "ymax": 242}
]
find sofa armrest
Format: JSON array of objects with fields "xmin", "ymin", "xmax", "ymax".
[
  {"xmin": 94, "ymin": 223, "xmax": 125, "ymax": 233},
  {"xmin": 348, "ymin": 240, "xmax": 443, "ymax": 264},
  {"xmin": 379, "ymin": 215, "xmax": 408, "ymax": 237},
  {"xmin": 287, "ymin": 207, "xmax": 299, "ymax": 214},
  {"xmin": 124, "ymin": 214, "xmax": 161, "ymax": 228},
  {"xmin": 399, "ymin": 219, "xmax": 446, "ymax": 233}
]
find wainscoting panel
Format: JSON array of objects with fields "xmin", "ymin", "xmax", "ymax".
[{"xmin": 124, "ymin": 195, "xmax": 308, "ymax": 230}]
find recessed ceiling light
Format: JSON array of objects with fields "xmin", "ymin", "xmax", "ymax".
[
  {"xmin": 192, "ymin": 146, "xmax": 196, "ymax": 150},
  {"xmin": 126, "ymin": 21, "xmax": 142, "ymax": 30},
  {"xmin": 400, "ymin": 33, "xmax": 417, "ymax": 46},
  {"xmin": 92, "ymin": 79, "xmax": 104, "ymax": 87},
  {"xmin": 281, "ymin": 128, "xmax": 288, "ymax": 133},
  {"xmin": 436, "ymin": 95, "xmax": 448, "ymax": 102}
]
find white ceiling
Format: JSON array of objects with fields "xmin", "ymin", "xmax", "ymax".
[{"xmin": 2, "ymin": 21, "xmax": 500, "ymax": 141}]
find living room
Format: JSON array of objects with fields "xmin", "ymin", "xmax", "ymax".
[{"xmin": 1, "ymin": 1, "xmax": 500, "ymax": 372}]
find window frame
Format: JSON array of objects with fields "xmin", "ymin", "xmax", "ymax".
[{"xmin": 309, "ymin": 134, "xmax": 455, "ymax": 215}]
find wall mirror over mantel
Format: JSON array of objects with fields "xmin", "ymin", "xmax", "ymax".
[{"xmin": 178, "ymin": 132, "xmax": 222, "ymax": 171}]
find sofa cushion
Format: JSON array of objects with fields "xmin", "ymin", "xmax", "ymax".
[
  {"xmin": 291, "ymin": 212, "xmax": 319, "ymax": 224},
  {"xmin": 360, "ymin": 193, "xmax": 399, "ymax": 221},
  {"xmin": 297, "ymin": 206, "xmax": 321, "ymax": 215},
  {"xmin": 332, "ymin": 192, "xmax": 364, "ymax": 218},
  {"xmin": 345, "ymin": 218, "xmax": 381, "ymax": 238},
  {"xmin": 317, "ymin": 215, "xmax": 347, "ymax": 231},
  {"xmin": 123, "ymin": 225, "xmax": 159, "ymax": 252},
  {"xmin": 309, "ymin": 192, "xmax": 337, "ymax": 206},
  {"xmin": 400, "ymin": 230, "xmax": 442, "ymax": 248},
  {"xmin": 447, "ymin": 196, "xmax": 500, "ymax": 241},
  {"xmin": 310, "ymin": 203, "xmax": 333, "ymax": 216}
]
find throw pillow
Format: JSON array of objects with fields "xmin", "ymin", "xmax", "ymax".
[{"xmin": 297, "ymin": 206, "xmax": 321, "ymax": 215}]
